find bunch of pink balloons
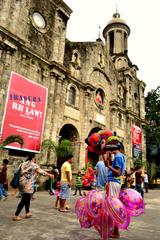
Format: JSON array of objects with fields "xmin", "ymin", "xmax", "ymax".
[{"xmin": 75, "ymin": 188, "xmax": 145, "ymax": 240}]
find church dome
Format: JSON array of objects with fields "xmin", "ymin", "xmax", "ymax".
[
  {"xmin": 103, "ymin": 12, "xmax": 130, "ymax": 38},
  {"xmin": 107, "ymin": 12, "xmax": 127, "ymax": 25}
]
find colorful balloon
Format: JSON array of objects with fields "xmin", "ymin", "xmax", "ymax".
[
  {"xmin": 86, "ymin": 190, "xmax": 104, "ymax": 218},
  {"xmin": 119, "ymin": 188, "xmax": 145, "ymax": 217},
  {"xmin": 75, "ymin": 196, "xmax": 86, "ymax": 218},
  {"xmin": 79, "ymin": 207, "xmax": 95, "ymax": 228},
  {"xmin": 105, "ymin": 196, "xmax": 130, "ymax": 229},
  {"xmin": 87, "ymin": 145, "xmax": 95, "ymax": 152},
  {"xmin": 98, "ymin": 129, "xmax": 113, "ymax": 141},
  {"xmin": 88, "ymin": 133, "xmax": 101, "ymax": 147},
  {"xmin": 75, "ymin": 188, "xmax": 143, "ymax": 238},
  {"xmin": 106, "ymin": 136, "xmax": 120, "ymax": 144}
]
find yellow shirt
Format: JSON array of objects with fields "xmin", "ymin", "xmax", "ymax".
[{"xmin": 61, "ymin": 161, "xmax": 72, "ymax": 183}]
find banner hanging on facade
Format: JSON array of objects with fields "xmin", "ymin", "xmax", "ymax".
[
  {"xmin": 1, "ymin": 72, "xmax": 48, "ymax": 152},
  {"xmin": 132, "ymin": 125, "xmax": 142, "ymax": 158},
  {"xmin": 132, "ymin": 125, "xmax": 142, "ymax": 145}
]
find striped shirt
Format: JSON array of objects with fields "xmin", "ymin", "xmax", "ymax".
[{"xmin": 75, "ymin": 175, "xmax": 82, "ymax": 187}]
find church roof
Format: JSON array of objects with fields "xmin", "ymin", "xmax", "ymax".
[
  {"xmin": 107, "ymin": 12, "xmax": 127, "ymax": 25},
  {"xmin": 103, "ymin": 12, "xmax": 130, "ymax": 36}
]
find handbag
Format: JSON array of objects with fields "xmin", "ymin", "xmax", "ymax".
[{"xmin": 10, "ymin": 165, "xmax": 21, "ymax": 189}]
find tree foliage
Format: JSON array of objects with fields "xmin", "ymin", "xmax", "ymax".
[
  {"xmin": 145, "ymin": 86, "xmax": 160, "ymax": 144},
  {"xmin": 41, "ymin": 138, "xmax": 73, "ymax": 168},
  {"xmin": 55, "ymin": 139, "xmax": 73, "ymax": 159},
  {"xmin": 42, "ymin": 139, "xmax": 56, "ymax": 152}
]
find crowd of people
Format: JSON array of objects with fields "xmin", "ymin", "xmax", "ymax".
[
  {"xmin": 121, "ymin": 167, "xmax": 149, "ymax": 197},
  {"xmin": 0, "ymin": 143, "xmax": 149, "ymax": 239}
]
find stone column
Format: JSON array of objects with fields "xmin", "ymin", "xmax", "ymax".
[
  {"xmin": 80, "ymin": 89, "xmax": 92, "ymax": 167},
  {"xmin": 107, "ymin": 34, "xmax": 110, "ymax": 54},
  {"xmin": 115, "ymin": 30, "xmax": 122, "ymax": 53},
  {"xmin": 127, "ymin": 115, "xmax": 134, "ymax": 168},
  {"xmin": 125, "ymin": 77, "xmax": 130, "ymax": 108},
  {"xmin": 110, "ymin": 107, "xmax": 117, "ymax": 131},
  {"xmin": 43, "ymin": 72, "xmax": 56, "ymax": 139},
  {"xmin": 139, "ymin": 84, "xmax": 145, "ymax": 119},
  {"xmin": 50, "ymin": 75, "xmax": 63, "ymax": 140}
]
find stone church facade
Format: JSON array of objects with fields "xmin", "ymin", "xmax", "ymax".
[{"xmin": 0, "ymin": 0, "xmax": 146, "ymax": 171}]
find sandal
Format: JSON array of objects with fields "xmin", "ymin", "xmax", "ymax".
[
  {"xmin": 12, "ymin": 215, "xmax": 23, "ymax": 221},
  {"xmin": 25, "ymin": 212, "xmax": 32, "ymax": 218},
  {"xmin": 58, "ymin": 209, "xmax": 69, "ymax": 212}
]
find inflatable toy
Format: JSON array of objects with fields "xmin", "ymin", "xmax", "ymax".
[
  {"xmin": 119, "ymin": 188, "xmax": 145, "ymax": 216},
  {"xmin": 86, "ymin": 190, "xmax": 104, "ymax": 218},
  {"xmin": 105, "ymin": 196, "xmax": 130, "ymax": 229}
]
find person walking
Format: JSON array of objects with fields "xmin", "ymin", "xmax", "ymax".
[
  {"xmin": 59, "ymin": 154, "xmax": 73, "ymax": 212},
  {"xmin": 144, "ymin": 171, "xmax": 149, "ymax": 193},
  {"xmin": 104, "ymin": 142, "xmax": 126, "ymax": 239},
  {"xmin": 0, "ymin": 159, "xmax": 9, "ymax": 200},
  {"xmin": 135, "ymin": 167, "xmax": 144, "ymax": 198},
  {"xmin": 73, "ymin": 171, "xmax": 82, "ymax": 196},
  {"xmin": 12, "ymin": 153, "xmax": 54, "ymax": 221}
]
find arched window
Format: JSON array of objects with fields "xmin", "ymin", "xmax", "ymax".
[{"xmin": 68, "ymin": 86, "xmax": 76, "ymax": 105}]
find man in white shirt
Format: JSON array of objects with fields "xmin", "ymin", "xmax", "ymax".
[{"xmin": 144, "ymin": 171, "xmax": 149, "ymax": 193}]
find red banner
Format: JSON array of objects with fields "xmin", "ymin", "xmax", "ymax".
[
  {"xmin": 132, "ymin": 125, "xmax": 142, "ymax": 145},
  {"xmin": 1, "ymin": 72, "xmax": 48, "ymax": 152}
]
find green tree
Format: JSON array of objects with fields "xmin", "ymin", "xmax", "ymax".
[
  {"xmin": 55, "ymin": 139, "xmax": 73, "ymax": 170},
  {"xmin": 145, "ymin": 86, "xmax": 160, "ymax": 144},
  {"xmin": 145, "ymin": 86, "xmax": 160, "ymax": 183},
  {"xmin": 41, "ymin": 139, "xmax": 56, "ymax": 165},
  {"xmin": 41, "ymin": 139, "xmax": 73, "ymax": 169}
]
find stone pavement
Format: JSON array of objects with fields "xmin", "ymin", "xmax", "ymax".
[{"xmin": 0, "ymin": 189, "xmax": 160, "ymax": 240}]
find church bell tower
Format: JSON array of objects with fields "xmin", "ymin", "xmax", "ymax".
[{"xmin": 103, "ymin": 12, "xmax": 130, "ymax": 56}]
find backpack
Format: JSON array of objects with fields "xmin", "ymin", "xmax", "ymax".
[{"xmin": 10, "ymin": 166, "xmax": 21, "ymax": 189}]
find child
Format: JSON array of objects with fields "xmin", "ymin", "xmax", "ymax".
[
  {"xmin": 73, "ymin": 171, "xmax": 82, "ymax": 196},
  {"xmin": 54, "ymin": 179, "xmax": 60, "ymax": 209}
]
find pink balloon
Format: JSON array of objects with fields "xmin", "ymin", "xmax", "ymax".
[
  {"xmin": 86, "ymin": 190, "xmax": 104, "ymax": 218},
  {"xmin": 75, "ymin": 196, "xmax": 86, "ymax": 218},
  {"xmin": 119, "ymin": 188, "xmax": 145, "ymax": 217},
  {"xmin": 79, "ymin": 207, "xmax": 95, "ymax": 228},
  {"xmin": 75, "ymin": 196, "xmax": 95, "ymax": 229},
  {"xmin": 105, "ymin": 196, "xmax": 130, "ymax": 229}
]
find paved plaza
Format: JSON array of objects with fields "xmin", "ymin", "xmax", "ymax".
[{"xmin": 0, "ymin": 189, "xmax": 160, "ymax": 240}]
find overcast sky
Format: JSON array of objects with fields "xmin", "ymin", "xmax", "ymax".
[{"xmin": 64, "ymin": 0, "xmax": 160, "ymax": 95}]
